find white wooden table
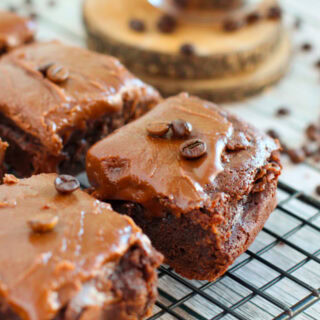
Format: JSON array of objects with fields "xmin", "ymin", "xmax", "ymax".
[{"xmin": 0, "ymin": 1, "xmax": 319, "ymax": 319}]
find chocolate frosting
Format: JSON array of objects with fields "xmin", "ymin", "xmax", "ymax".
[
  {"xmin": 0, "ymin": 11, "xmax": 35, "ymax": 51},
  {"xmin": 87, "ymin": 93, "xmax": 234, "ymax": 215},
  {"xmin": 0, "ymin": 42, "xmax": 160, "ymax": 156},
  {"xmin": 87, "ymin": 93, "xmax": 280, "ymax": 217},
  {"xmin": 0, "ymin": 174, "xmax": 154, "ymax": 320}
]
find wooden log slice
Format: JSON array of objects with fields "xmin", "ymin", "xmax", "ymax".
[
  {"xmin": 84, "ymin": 0, "xmax": 283, "ymax": 80},
  {"xmin": 136, "ymin": 30, "xmax": 291, "ymax": 103}
]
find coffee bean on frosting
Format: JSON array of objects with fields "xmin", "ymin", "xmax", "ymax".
[
  {"xmin": 172, "ymin": 119, "xmax": 192, "ymax": 138},
  {"xmin": 267, "ymin": 6, "xmax": 282, "ymax": 20},
  {"xmin": 129, "ymin": 18, "xmax": 146, "ymax": 32},
  {"xmin": 246, "ymin": 11, "xmax": 261, "ymax": 24},
  {"xmin": 28, "ymin": 213, "xmax": 59, "ymax": 233},
  {"xmin": 157, "ymin": 14, "xmax": 177, "ymax": 33},
  {"xmin": 46, "ymin": 63, "xmax": 69, "ymax": 83},
  {"xmin": 55, "ymin": 175, "xmax": 80, "ymax": 194},
  {"xmin": 180, "ymin": 139, "xmax": 207, "ymax": 159},
  {"xmin": 180, "ymin": 43, "xmax": 195, "ymax": 57},
  {"xmin": 223, "ymin": 19, "xmax": 243, "ymax": 32},
  {"xmin": 147, "ymin": 122, "xmax": 170, "ymax": 137}
]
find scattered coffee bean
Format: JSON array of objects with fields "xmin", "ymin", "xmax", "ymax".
[
  {"xmin": 25, "ymin": 0, "xmax": 32, "ymax": 4},
  {"xmin": 29, "ymin": 12, "xmax": 37, "ymax": 20},
  {"xmin": 315, "ymin": 185, "xmax": 320, "ymax": 196},
  {"xmin": 157, "ymin": 15, "xmax": 177, "ymax": 33},
  {"xmin": 246, "ymin": 11, "xmax": 261, "ymax": 24},
  {"xmin": 294, "ymin": 16, "xmax": 302, "ymax": 29},
  {"xmin": 172, "ymin": 119, "xmax": 192, "ymax": 138},
  {"xmin": 301, "ymin": 42, "xmax": 312, "ymax": 51},
  {"xmin": 28, "ymin": 213, "xmax": 59, "ymax": 233},
  {"xmin": 267, "ymin": 6, "xmax": 282, "ymax": 20},
  {"xmin": 223, "ymin": 19, "xmax": 243, "ymax": 32},
  {"xmin": 315, "ymin": 60, "xmax": 320, "ymax": 69},
  {"xmin": 55, "ymin": 175, "xmax": 80, "ymax": 194},
  {"xmin": 266, "ymin": 129, "xmax": 280, "ymax": 140},
  {"xmin": 287, "ymin": 148, "xmax": 306, "ymax": 164},
  {"xmin": 48, "ymin": 0, "xmax": 56, "ymax": 7},
  {"xmin": 306, "ymin": 124, "xmax": 320, "ymax": 141},
  {"xmin": 147, "ymin": 122, "xmax": 170, "ymax": 137},
  {"xmin": 180, "ymin": 139, "xmax": 207, "ymax": 160},
  {"xmin": 276, "ymin": 107, "xmax": 290, "ymax": 117},
  {"xmin": 129, "ymin": 18, "xmax": 146, "ymax": 32},
  {"xmin": 180, "ymin": 43, "xmax": 195, "ymax": 57},
  {"xmin": 173, "ymin": 0, "xmax": 188, "ymax": 8},
  {"xmin": 46, "ymin": 64, "xmax": 69, "ymax": 83}
]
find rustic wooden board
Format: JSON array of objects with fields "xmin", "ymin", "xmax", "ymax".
[{"xmin": 0, "ymin": 0, "xmax": 319, "ymax": 319}]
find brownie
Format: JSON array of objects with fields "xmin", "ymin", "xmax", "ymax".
[
  {"xmin": 0, "ymin": 139, "xmax": 8, "ymax": 181},
  {"xmin": 0, "ymin": 173, "xmax": 162, "ymax": 320},
  {"xmin": 0, "ymin": 10, "xmax": 35, "ymax": 54},
  {"xmin": 0, "ymin": 42, "xmax": 161, "ymax": 177},
  {"xmin": 87, "ymin": 93, "xmax": 282, "ymax": 280}
]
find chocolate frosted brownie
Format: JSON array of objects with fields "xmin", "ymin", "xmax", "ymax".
[
  {"xmin": 0, "ymin": 11, "xmax": 35, "ymax": 54},
  {"xmin": 0, "ymin": 173, "xmax": 162, "ymax": 319},
  {"xmin": 0, "ymin": 42, "xmax": 160, "ymax": 177},
  {"xmin": 87, "ymin": 93, "xmax": 282, "ymax": 280},
  {"xmin": 0, "ymin": 139, "xmax": 8, "ymax": 181}
]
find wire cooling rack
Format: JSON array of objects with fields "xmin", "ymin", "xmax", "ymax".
[{"xmin": 1, "ymin": 0, "xmax": 320, "ymax": 319}]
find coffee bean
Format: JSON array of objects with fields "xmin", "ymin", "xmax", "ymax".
[
  {"xmin": 276, "ymin": 107, "xmax": 290, "ymax": 117},
  {"xmin": 180, "ymin": 43, "xmax": 195, "ymax": 57},
  {"xmin": 55, "ymin": 175, "xmax": 80, "ymax": 194},
  {"xmin": 180, "ymin": 139, "xmax": 207, "ymax": 159},
  {"xmin": 46, "ymin": 64, "xmax": 69, "ymax": 83},
  {"xmin": 267, "ymin": 6, "xmax": 282, "ymax": 20},
  {"xmin": 266, "ymin": 129, "xmax": 280, "ymax": 140},
  {"xmin": 38, "ymin": 62, "xmax": 54, "ymax": 75},
  {"xmin": 287, "ymin": 148, "xmax": 305, "ymax": 164},
  {"xmin": 315, "ymin": 185, "xmax": 320, "ymax": 196},
  {"xmin": 171, "ymin": 119, "xmax": 192, "ymax": 138},
  {"xmin": 28, "ymin": 213, "xmax": 59, "ymax": 233},
  {"xmin": 306, "ymin": 124, "xmax": 320, "ymax": 141},
  {"xmin": 129, "ymin": 19, "xmax": 146, "ymax": 32},
  {"xmin": 157, "ymin": 15, "xmax": 177, "ymax": 33},
  {"xmin": 301, "ymin": 42, "xmax": 312, "ymax": 51},
  {"xmin": 173, "ymin": 0, "xmax": 188, "ymax": 8},
  {"xmin": 294, "ymin": 16, "xmax": 302, "ymax": 29},
  {"xmin": 223, "ymin": 19, "xmax": 243, "ymax": 32},
  {"xmin": 246, "ymin": 11, "xmax": 261, "ymax": 24},
  {"xmin": 315, "ymin": 60, "xmax": 320, "ymax": 69},
  {"xmin": 147, "ymin": 122, "xmax": 170, "ymax": 137}
]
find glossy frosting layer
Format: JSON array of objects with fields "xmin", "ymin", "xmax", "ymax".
[
  {"xmin": 0, "ymin": 174, "xmax": 152, "ymax": 320},
  {"xmin": 87, "ymin": 93, "xmax": 234, "ymax": 216},
  {"xmin": 0, "ymin": 11, "xmax": 35, "ymax": 51},
  {"xmin": 0, "ymin": 42, "xmax": 160, "ymax": 155}
]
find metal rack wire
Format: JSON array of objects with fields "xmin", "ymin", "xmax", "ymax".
[{"xmin": 148, "ymin": 180, "xmax": 320, "ymax": 319}]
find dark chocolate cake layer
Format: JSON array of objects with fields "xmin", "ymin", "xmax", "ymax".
[
  {"xmin": 87, "ymin": 93, "xmax": 281, "ymax": 280},
  {"xmin": 0, "ymin": 174, "xmax": 162, "ymax": 319}
]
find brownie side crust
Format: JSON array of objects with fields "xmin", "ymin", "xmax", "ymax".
[{"xmin": 0, "ymin": 139, "xmax": 8, "ymax": 181}]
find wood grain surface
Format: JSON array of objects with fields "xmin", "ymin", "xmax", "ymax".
[{"xmin": 0, "ymin": 0, "xmax": 319, "ymax": 319}]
